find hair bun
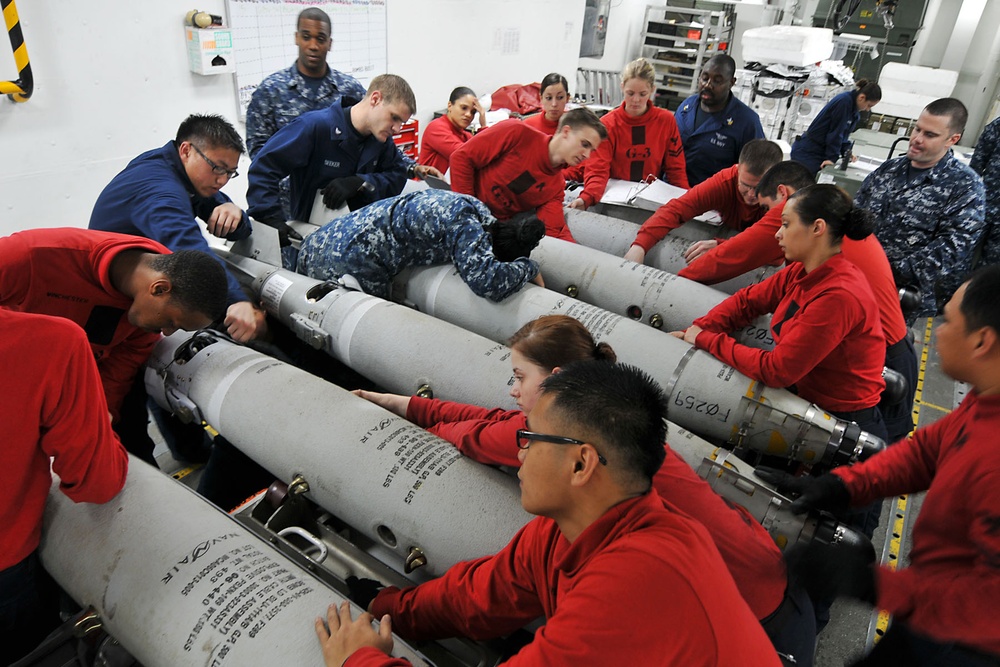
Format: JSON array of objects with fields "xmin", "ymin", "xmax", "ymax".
[{"xmin": 594, "ymin": 341, "xmax": 618, "ymax": 363}]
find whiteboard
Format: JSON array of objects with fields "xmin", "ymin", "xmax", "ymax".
[{"xmin": 227, "ymin": 0, "xmax": 388, "ymax": 118}]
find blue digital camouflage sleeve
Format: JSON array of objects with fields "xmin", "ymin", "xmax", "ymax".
[
  {"xmin": 450, "ymin": 221, "xmax": 538, "ymax": 302},
  {"xmin": 970, "ymin": 117, "xmax": 1000, "ymax": 177},
  {"xmin": 245, "ymin": 81, "xmax": 282, "ymax": 159},
  {"xmin": 901, "ymin": 172, "xmax": 985, "ymax": 301}
]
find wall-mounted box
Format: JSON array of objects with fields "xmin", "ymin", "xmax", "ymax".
[{"xmin": 186, "ymin": 26, "xmax": 235, "ymax": 75}]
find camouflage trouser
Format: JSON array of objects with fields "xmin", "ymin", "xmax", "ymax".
[
  {"xmin": 295, "ymin": 241, "xmax": 389, "ymax": 299},
  {"xmin": 976, "ymin": 205, "xmax": 1000, "ymax": 268}
]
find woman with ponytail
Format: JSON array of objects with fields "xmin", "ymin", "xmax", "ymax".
[
  {"xmin": 419, "ymin": 86, "xmax": 487, "ymax": 174},
  {"xmin": 676, "ymin": 184, "xmax": 889, "ymax": 446},
  {"xmin": 791, "ymin": 79, "xmax": 882, "ymax": 175},
  {"xmin": 355, "ymin": 315, "xmax": 614, "ymax": 467},
  {"xmin": 522, "ymin": 73, "xmax": 570, "ymax": 137}
]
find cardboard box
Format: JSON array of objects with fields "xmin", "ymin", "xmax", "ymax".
[{"xmin": 186, "ymin": 26, "xmax": 235, "ymax": 75}]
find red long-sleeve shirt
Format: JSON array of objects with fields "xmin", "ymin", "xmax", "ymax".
[
  {"xmin": 682, "ymin": 201, "xmax": 909, "ymax": 346},
  {"xmin": 0, "ymin": 228, "xmax": 167, "ymax": 421},
  {"xmin": 406, "ymin": 396, "xmax": 786, "ymax": 620},
  {"xmin": 833, "ymin": 390, "xmax": 1000, "ymax": 656},
  {"xmin": 1, "ymin": 310, "xmax": 129, "ymax": 570},
  {"xmin": 693, "ymin": 254, "xmax": 885, "ymax": 411},
  {"xmin": 366, "ymin": 491, "xmax": 781, "ymax": 667},
  {"xmin": 633, "ymin": 164, "xmax": 765, "ymax": 251},
  {"xmin": 574, "ymin": 101, "xmax": 688, "ymax": 208},
  {"xmin": 521, "ymin": 113, "xmax": 559, "ymax": 137},
  {"xmin": 450, "ymin": 119, "xmax": 573, "ymax": 241},
  {"xmin": 418, "ymin": 115, "xmax": 471, "ymax": 174}
]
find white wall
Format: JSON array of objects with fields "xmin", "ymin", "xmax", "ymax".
[
  {"xmin": 389, "ymin": 0, "xmax": 585, "ymax": 129},
  {"xmin": 0, "ymin": 0, "xmax": 584, "ymax": 236},
  {"xmin": 905, "ymin": 0, "xmax": 1000, "ymax": 145},
  {"xmin": 0, "ymin": 0, "xmax": 239, "ymax": 236}
]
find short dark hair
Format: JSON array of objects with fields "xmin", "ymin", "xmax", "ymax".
[
  {"xmin": 297, "ymin": 7, "xmax": 331, "ymax": 32},
  {"xmin": 449, "ymin": 86, "xmax": 476, "ymax": 104},
  {"xmin": 490, "ymin": 213, "xmax": 545, "ymax": 262},
  {"xmin": 368, "ymin": 74, "xmax": 416, "ymax": 116},
  {"xmin": 539, "ymin": 361, "xmax": 668, "ymax": 487},
  {"xmin": 539, "ymin": 73, "xmax": 569, "ymax": 96},
  {"xmin": 924, "ymin": 97, "xmax": 968, "ymax": 136},
  {"xmin": 960, "ymin": 265, "xmax": 1000, "ymax": 334},
  {"xmin": 557, "ymin": 107, "xmax": 608, "ymax": 140},
  {"xmin": 508, "ymin": 315, "xmax": 617, "ymax": 371},
  {"xmin": 148, "ymin": 250, "xmax": 228, "ymax": 320},
  {"xmin": 855, "ymin": 79, "xmax": 882, "ymax": 102},
  {"xmin": 704, "ymin": 54, "xmax": 736, "ymax": 79},
  {"xmin": 756, "ymin": 160, "xmax": 815, "ymax": 198},
  {"xmin": 738, "ymin": 139, "xmax": 783, "ymax": 177},
  {"xmin": 176, "ymin": 114, "xmax": 245, "ymax": 154},
  {"xmin": 788, "ymin": 184, "xmax": 875, "ymax": 242}
]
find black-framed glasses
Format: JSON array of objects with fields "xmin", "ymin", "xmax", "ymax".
[
  {"xmin": 191, "ymin": 143, "xmax": 239, "ymax": 179},
  {"xmin": 515, "ymin": 429, "xmax": 608, "ymax": 466}
]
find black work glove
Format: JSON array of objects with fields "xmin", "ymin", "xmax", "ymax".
[
  {"xmin": 785, "ymin": 539, "xmax": 877, "ymax": 605},
  {"xmin": 754, "ymin": 467, "xmax": 851, "ymax": 516},
  {"xmin": 254, "ymin": 214, "xmax": 302, "ymax": 248},
  {"xmin": 346, "ymin": 576, "xmax": 384, "ymax": 611},
  {"xmin": 321, "ymin": 176, "xmax": 365, "ymax": 210}
]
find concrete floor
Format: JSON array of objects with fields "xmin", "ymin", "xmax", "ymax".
[{"xmin": 814, "ymin": 315, "xmax": 957, "ymax": 666}]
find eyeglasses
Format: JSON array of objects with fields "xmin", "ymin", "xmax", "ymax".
[
  {"xmin": 191, "ymin": 143, "xmax": 239, "ymax": 179},
  {"xmin": 515, "ymin": 429, "xmax": 608, "ymax": 466}
]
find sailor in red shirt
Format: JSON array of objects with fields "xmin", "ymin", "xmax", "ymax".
[
  {"xmin": 450, "ymin": 108, "xmax": 608, "ymax": 241},
  {"xmin": 675, "ymin": 184, "xmax": 887, "ymax": 439},
  {"xmin": 567, "ymin": 58, "xmax": 688, "ymax": 210},
  {"xmin": 0, "ymin": 309, "xmax": 130, "ymax": 665},
  {"xmin": 0, "ymin": 228, "xmax": 227, "ymax": 463},
  {"xmin": 521, "ymin": 73, "xmax": 569, "ymax": 137},
  {"xmin": 760, "ymin": 266, "xmax": 1000, "ymax": 666},
  {"xmin": 624, "ymin": 139, "xmax": 782, "ymax": 264},
  {"xmin": 318, "ymin": 361, "xmax": 783, "ymax": 667},
  {"xmin": 355, "ymin": 315, "xmax": 814, "ymax": 665},
  {"xmin": 418, "ymin": 86, "xmax": 486, "ymax": 174},
  {"xmin": 683, "ymin": 161, "xmax": 918, "ymax": 442}
]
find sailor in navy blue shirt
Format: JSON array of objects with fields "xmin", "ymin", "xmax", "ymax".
[
  {"xmin": 247, "ymin": 74, "xmax": 414, "ymax": 231},
  {"xmin": 676, "ymin": 55, "xmax": 764, "ymax": 187},
  {"xmin": 90, "ymin": 114, "xmax": 267, "ymax": 342},
  {"xmin": 855, "ymin": 98, "xmax": 985, "ymax": 319},
  {"xmin": 791, "ymin": 80, "xmax": 882, "ymax": 175}
]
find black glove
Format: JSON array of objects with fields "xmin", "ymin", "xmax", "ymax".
[
  {"xmin": 345, "ymin": 576, "xmax": 384, "ymax": 611},
  {"xmin": 254, "ymin": 215, "xmax": 302, "ymax": 248},
  {"xmin": 321, "ymin": 176, "xmax": 365, "ymax": 210},
  {"xmin": 785, "ymin": 539, "xmax": 876, "ymax": 605},
  {"xmin": 754, "ymin": 467, "xmax": 851, "ymax": 516}
]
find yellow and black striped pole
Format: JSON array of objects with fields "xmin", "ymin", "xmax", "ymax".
[{"xmin": 0, "ymin": 0, "xmax": 32, "ymax": 102}]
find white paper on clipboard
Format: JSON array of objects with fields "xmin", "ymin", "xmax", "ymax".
[{"xmin": 599, "ymin": 178, "xmax": 688, "ymax": 211}]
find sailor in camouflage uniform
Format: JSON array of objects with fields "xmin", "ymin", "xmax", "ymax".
[
  {"xmin": 855, "ymin": 98, "xmax": 985, "ymax": 319},
  {"xmin": 296, "ymin": 190, "xmax": 543, "ymax": 302},
  {"xmin": 244, "ymin": 8, "xmax": 366, "ymax": 220},
  {"xmin": 970, "ymin": 115, "xmax": 1000, "ymax": 268},
  {"xmin": 245, "ymin": 8, "xmax": 366, "ymax": 158}
]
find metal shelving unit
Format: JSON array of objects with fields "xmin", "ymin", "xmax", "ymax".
[{"xmin": 640, "ymin": 3, "xmax": 735, "ymax": 108}]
